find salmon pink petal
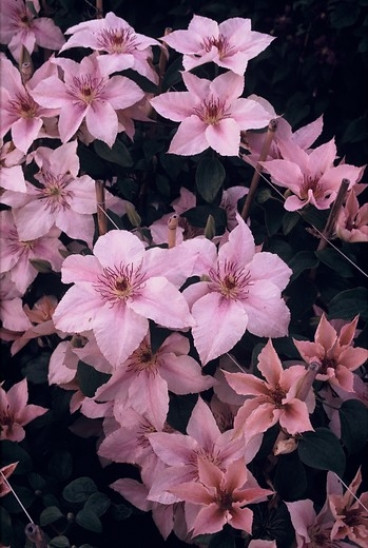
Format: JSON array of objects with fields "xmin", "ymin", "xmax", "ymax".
[
  {"xmin": 205, "ymin": 118, "xmax": 241, "ymax": 156},
  {"xmin": 260, "ymin": 159, "xmax": 303, "ymax": 191},
  {"xmin": 333, "ymin": 366, "xmax": 355, "ymax": 392},
  {"xmin": 168, "ymin": 116, "xmax": 209, "ymax": 156},
  {"xmin": 129, "ymin": 277, "xmax": 193, "ymax": 329},
  {"xmin": 170, "ymin": 482, "xmax": 214, "ymax": 506},
  {"xmin": 129, "ymin": 372, "xmax": 169, "ymax": 427},
  {"xmin": 224, "ymin": 371, "xmax": 270, "ymax": 397},
  {"xmin": 192, "ymin": 293, "xmax": 248, "ymax": 364},
  {"xmin": 338, "ymin": 347, "xmax": 368, "ymax": 371},
  {"xmin": 186, "ymin": 397, "xmax": 220, "ymax": 448},
  {"xmin": 234, "ymin": 401, "xmax": 276, "ymax": 437},
  {"xmin": 224, "ymin": 459, "xmax": 248, "ymax": 491},
  {"xmin": 93, "ymin": 304, "xmax": 148, "ymax": 368},
  {"xmin": 197, "ymin": 458, "xmax": 223, "ymax": 489},
  {"xmin": 280, "ymin": 399, "xmax": 313, "ymax": 435},
  {"xmin": 192, "ymin": 504, "xmax": 226, "ymax": 535},
  {"xmin": 338, "ymin": 316, "xmax": 359, "ymax": 346},
  {"xmin": 6, "ymin": 378, "xmax": 28, "ymax": 410},
  {"xmin": 229, "ymin": 507, "xmax": 253, "ymax": 532},
  {"xmin": 257, "ymin": 340, "xmax": 283, "ymax": 386},
  {"xmin": 315, "ymin": 314, "xmax": 337, "ymax": 351}
]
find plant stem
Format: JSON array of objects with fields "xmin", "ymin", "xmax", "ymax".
[
  {"xmin": 316, "ymin": 178, "xmax": 350, "ymax": 252},
  {"xmin": 240, "ymin": 119, "xmax": 278, "ymax": 220},
  {"xmin": 96, "ymin": 0, "xmax": 103, "ymax": 18},
  {"xmin": 167, "ymin": 214, "xmax": 178, "ymax": 248},
  {"xmin": 19, "ymin": 46, "xmax": 33, "ymax": 84}
]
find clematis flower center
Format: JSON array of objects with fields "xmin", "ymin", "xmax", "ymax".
[
  {"xmin": 71, "ymin": 76, "xmax": 105, "ymax": 105},
  {"xmin": 270, "ymin": 385, "xmax": 287, "ymax": 408},
  {"xmin": 95, "ymin": 263, "xmax": 146, "ymax": 305},
  {"xmin": 202, "ymin": 34, "xmax": 235, "ymax": 59},
  {"xmin": 96, "ymin": 28, "xmax": 138, "ymax": 53},
  {"xmin": 10, "ymin": 93, "xmax": 39, "ymax": 119},
  {"xmin": 320, "ymin": 356, "xmax": 337, "ymax": 375},
  {"xmin": 194, "ymin": 95, "xmax": 231, "ymax": 125},
  {"xmin": 128, "ymin": 342, "xmax": 157, "ymax": 374},
  {"xmin": 301, "ymin": 174, "xmax": 325, "ymax": 200},
  {"xmin": 216, "ymin": 489, "xmax": 234, "ymax": 510},
  {"xmin": 308, "ymin": 526, "xmax": 334, "ymax": 547},
  {"xmin": 209, "ymin": 260, "xmax": 251, "ymax": 299}
]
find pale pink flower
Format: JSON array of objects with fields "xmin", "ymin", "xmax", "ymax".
[
  {"xmin": 163, "ymin": 15, "xmax": 274, "ymax": 75},
  {"xmin": 150, "ymin": 71, "xmax": 274, "ymax": 156},
  {"xmin": 95, "ymin": 331, "xmax": 213, "ymax": 426},
  {"xmin": 169, "ymin": 458, "xmax": 273, "ymax": 537},
  {"xmin": 60, "ymin": 12, "xmax": 160, "ymax": 84},
  {"xmin": 260, "ymin": 138, "xmax": 364, "ymax": 211},
  {"xmin": 329, "ymin": 467, "xmax": 368, "ymax": 547},
  {"xmin": 0, "ymin": 0, "xmax": 64, "ymax": 61},
  {"xmin": 225, "ymin": 340, "xmax": 314, "ymax": 438},
  {"xmin": 148, "ymin": 397, "xmax": 245, "ymax": 506},
  {"xmin": 183, "ymin": 215, "xmax": 291, "ymax": 364},
  {"xmin": 0, "ymin": 462, "xmax": 18, "ymax": 498},
  {"xmin": 31, "ymin": 54, "xmax": 145, "ymax": 147},
  {"xmin": 53, "ymin": 229, "xmax": 193, "ymax": 368},
  {"xmin": 0, "ymin": 140, "xmax": 26, "ymax": 192},
  {"xmin": 0, "ymin": 378, "xmax": 47, "ymax": 441},
  {"xmin": 0, "ymin": 56, "xmax": 59, "ymax": 153},
  {"xmin": 293, "ymin": 314, "xmax": 368, "ymax": 392},
  {"xmin": 0, "ymin": 210, "xmax": 65, "ymax": 294},
  {"xmin": 335, "ymin": 188, "xmax": 368, "ymax": 243},
  {"xmin": 8, "ymin": 141, "xmax": 98, "ymax": 247}
]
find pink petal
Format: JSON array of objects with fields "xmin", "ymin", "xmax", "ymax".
[
  {"xmin": 192, "ymin": 504, "xmax": 226, "ymax": 535},
  {"xmin": 280, "ymin": 399, "xmax": 313, "ymax": 435},
  {"xmin": 93, "ymin": 229, "xmax": 144, "ymax": 268},
  {"xmin": 163, "ymin": 29, "xmax": 204, "ymax": 54},
  {"xmin": 205, "ymin": 118, "xmax": 241, "ymax": 156},
  {"xmin": 192, "ymin": 292, "xmax": 248, "ymax": 365},
  {"xmin": 53, "ymin": 285, "xmax": 103, "ymax": 333},
  {"xmin": 218, "ymin": 215, "xmax": 255, "ymax": 267},
  {"xmin": 150, "ymin": 92, "xmax": 195, "ymax": 122},
  {"xmin": 168, "ymin": 116, "xmax": 209, "ymax": 156},
  {"xmin": 11, "ymin": 117, "xmax": 43, "ymax": 153},
  {"xmin": 229, "ymin": 506, "xmax": 253, "ymax": 532},
  {"xmin": 257, "ymin": 340, "xmax": 283, "ymax": 386},
  {"xmin": 187, "ymin": 397, "xmax": 221, "ymax": 448},
  {"xmin": 249, "ymin": 252, "xmax": 292, "ymax": 291},
  {"xmin": 315, "ymin": 314, "xmax": 337, "ymax": 352},
  {"xmin": 244, "ymin": 280, "xmax": 290, "ymax": 338},
  {"xmin": 110, "ymin": 478, "xmax": 151, "ymax": 511},
  {"xmin": 85, "ymin": 101, "xmax": 118, "ymax": 147},
  {"xmin": 210, "ymin": 72, "xmax": 244, "ymax": 104},
  {"xmin": 159, "ymin": 354, "xmax": 214, "ymax": 394},
  {"xmin": 149, "ymin": 432, "xmax": 197, "ymax": 466},
  {"xmin": 58, "ymin": 101, "xmax": 87, "ymax": 143},
  {"xmin": 128, "ymin": 277, "xmax": 193, "ymax": 329},
  {"xmin": 224, "ymin": 371, "xmax": 269, "ymax": 397}
]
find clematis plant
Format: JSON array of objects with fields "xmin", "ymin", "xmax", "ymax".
[{"xmin": 150, "ymin": 71, "xmax": 275, "ymax": 156}]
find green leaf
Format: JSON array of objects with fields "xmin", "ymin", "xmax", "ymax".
[
  {"xmin": 77, "ymin": 361, "xmax": 111, "ymax": 398},
  {"xmin": 298, "ymin": 428, "xmax": 346, "ymax": 476},
  {"xmin": 84, "ymin": 492, "xmax": 111, "ymax": 517},
  {"xmin": 264, "ymin": 200, "xmax": 284, "ymax": 236},
  {"xmin": 208, "ymin": 528, "xmax": 236, "ymax": 547},
  {"xmin": 94, "ymin": 138, "xmax": 133, "ymax": 167},
  {"xmin": 111, "ymin": 503, "xmax": 133, "ymax": 521},
  {"xmin": 328, "ymin": 287, "xmax": 368, "ymax": 320},
  {"xmin": 48, "ymin": 451, "xmax": 73, "ymax": 482},
  {"xmin": 288, "ymin": 250, "xmax": 319, "ymax": 281},
  {"xmin": 49, "ymin": 536, "xmax": 70, "ymax": 548},
  {"xmin": 182, "ymin": 205, "xmax": 227, "ymax": 233},
  {"xmin": 2, "ymin": 486, "xmax": 35, "ymax": 514},
  {"xmin": 282, "ymin": 211, "xmax": 300, "ymax": 235},
  {"xmin": 195, "ymin": 157, "xmax": 226, "ymax": 203},
  {"xmin": 40, "ymin": 506, "xmax": 64, "ymax": 526},
  {"xmin": 316, "ymin": 248, "xmax": 355, "ymax": 278},
  {"xmin": 29, "ymin": 259, "xmax": 53, "ymax": 273},
  {"xmin": 0, "ymin": 441, "xmax": 32, "ymax": 473},
  {"xmin": 274, "ymin": 454, "xmax": 307, "ymax": 501},
  {"xmin": 76, "ymin": 508, "xmax": 102, "ymax": 533},
  {"xmin": 0, "ymin": 507, "xmax": 12, "ymax": 544},
  {"xmin": 63, "ymin": 477, "xmax": 98, "ymax": 504},
  {"xmin": 22, "ymin": 352, "xmax": 50, "ymax": 384},
  {"xmin": 340, "ymin": 400, "xmax": 368, "ymax": 453}
]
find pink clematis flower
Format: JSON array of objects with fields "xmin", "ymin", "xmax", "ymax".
[
  {"xmin": 150, "ymin": 71, "xmax": 275, "ymax": 156},
  {"xmin": 148, "ymin": 397, "xmax": 246, "ymax": 506},
  {"xmin": 169, "ymin": 458, "xmax": 273, "ymax": 537},
  {"xmin": 286, "ymin": 498, "xmax": 337, "ymax": 548},
  {"xmin": 329, "ymin": 467, "xmax": 368, "ymax": 547},
  {"xmin": 95, "ymin": 331, "xmax": 213, "ymax": 426},
  {"xmin": 224, "ymin": 340, "xmax": 314, "ymax": 438},
  {"xmin": 53, "ymin": 229, "xmax": 194, "ymax": 368},
  {"xmin": 293, "ymin": 314, "xmax": 368, "ymax": 393},
  {"xmin": 183, "ymin": 215, "xmax": 291, "ymax": 365},
  {"xmin": 260, "ymin": 138, "xmax": 364, "ymax": 211},
  {"xmin": 0, "ymin": 210, "xmax": 65, "ymax": 294},
  {"xmin": 0, "ymin": 0, "xmax": 64, "ymax": 61},
  {"xmin": 7, "ymin": 141, "xmax": 98, "ymax": 247},
  {"xmin": 31, "ymin": 54, "xmax": 145, "ymax": 147},
  {"xmin": 0, "ymin": 378, "xmax": 47, "ymax": 442},
  {"xmin": 0, "ymin": 56, "xmax": 59, "ymax": 153},
  {"xmin": 60, "ymin": 12, "xmax": 160, "ymax": 84},
  {"xmin": 0, "ymin": 273, "xmax": 32, "ymax": 333},
  {"xmin": 163, "ymin": 15, "xmax": 274, "ymax": 75},
  {"xmin": 335, "ymin": 188, "xmax": 368, "ymax": 243}
]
